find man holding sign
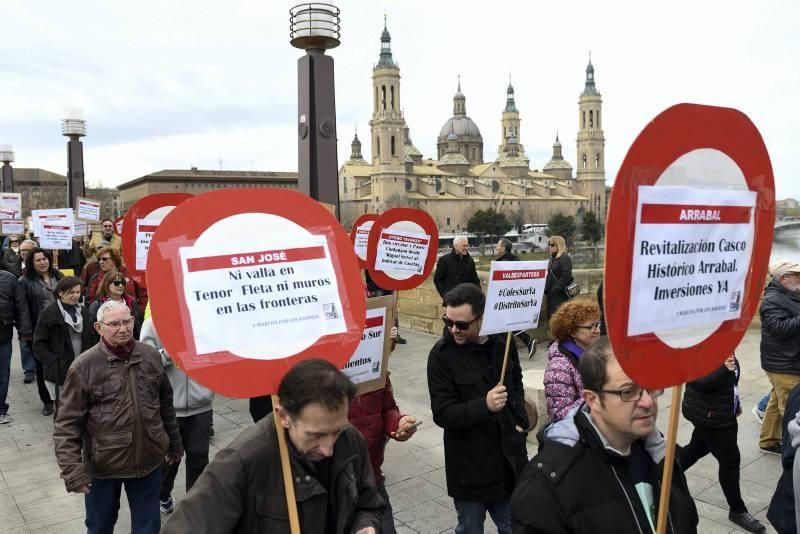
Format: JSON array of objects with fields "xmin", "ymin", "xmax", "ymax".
[
  {"xmin": 512, "ymin": 338, "xmax": 698, "ymax": 533},
  {"xmin": 428, "ymin": 283, "xmax": 528, "ymax": 534},
  {"xmin": 163, "ymin": 359, "xmax": 383, "ymax": 534}
]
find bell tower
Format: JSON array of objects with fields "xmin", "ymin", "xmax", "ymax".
[
  {"xmin": 369, "ymin": 16, "xmax": 405, "ymax": 169},
  {"xmin": 576, "ymin": 56, "xmax": 606, "ymax": 220}
]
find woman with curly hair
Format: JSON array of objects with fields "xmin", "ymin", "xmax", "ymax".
[{"xmin": 543, "ymin": 299, "xmax": 601, "ymax": 421}]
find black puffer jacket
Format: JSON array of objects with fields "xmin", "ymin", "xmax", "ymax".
[
  {"xmin": 681, "ymin": 360, "xmax": 738, "ymax": 429},
  {"xmin": 433, "ymin": 250, "xmax": 481, "ymax": 304},
  {"xmin": 0, "ymin": 270, "xmax": 30, "ymax": 342},
  {"xmin": 760, "ymin": 279, "xmax": 800, "ymax": 375},
  {"xmin": 512, "ymin": 408, "xmax": 698, "ymax": 534}
]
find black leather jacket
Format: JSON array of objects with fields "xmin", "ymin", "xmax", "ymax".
[{"xmin": 760, "ymin": 279, "xmax": 800, "ymax": 374}]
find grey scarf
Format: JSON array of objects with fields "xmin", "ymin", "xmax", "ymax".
[{"xmin": 57, "ymin": 301, "xmax": 83, "ymax": 359}]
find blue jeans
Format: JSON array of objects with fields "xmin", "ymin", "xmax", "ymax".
[
  {"xmin": 453, "ymin": 498, "xmax": 512, "ymax": 534},
  {"xmin": 758, "ymin": 392, "xmax": 771, "ymax": 413},
  {"xmin": 85, "ymin": 465, "xmax": 161, "ymax": 534},
  {"xmin": 19, "ymin": 338, "xmax": 34, "ymax": 373},
  {"xmin": 0, "ymin": 341, "xmax": 12, "ymax": 413}
]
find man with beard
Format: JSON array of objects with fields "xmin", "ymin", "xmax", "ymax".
[
  {"xmin": 512, "ymin": 337, "xmax": 698, "ymax": 533},
  {"xmin": 428, "ymin": 283, "xmax": 528, "ymax": 534}
]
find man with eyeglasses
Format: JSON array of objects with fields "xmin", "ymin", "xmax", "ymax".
[
  {"xmin": 512, "ymin": 337, "xmax": 698, "ymax": 533},
  {"xmin": 428, "ymin": 283, "xmax": 529, "ymax": 534},
  {"xmin": 54, "ymin": 300, "xmax": 183, "ymax": 533}
]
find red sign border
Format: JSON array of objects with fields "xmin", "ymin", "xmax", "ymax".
[
  {"xmin": 349, "ymin": 213, "xmax": 378, "ymax": 269},
  {"xmin": 366, "ymin": 208, "xmax": 439, "ymax": 291},
  {"xmin": 605, "ymin": 103, "xmax": 775, "ymax": 389},
  {"xmin": 146, "ymin": 188, "xmax": 367, "ymax": 398},
  {"xmin": 122, "ymin": 193, "xmax": 192, "ymax": 289}
]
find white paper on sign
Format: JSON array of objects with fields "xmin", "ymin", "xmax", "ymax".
[
  {"xmin": 1, "ymin": 220, "xmax": 24, "ymax": 235},
  {"xmin": 627, "ymin": 185, "xmax": 756, "ymax": 336},
  {"xmin": 0, "ymin": 194, "xmax": 21, "ymax": 218},
  {"xmin": 77, "ymin": 198, "xmax": 101, "ymax": 222},
  {"xmin": 342, "ymin": 307, "xmax": 387, "ymax": 385},
  {"xmin": 480, "ymin": 260, "xmax": 548, "ymax": 336},
  {"xmin": 374, "ymin": 228, "xmax": 430, "ymax": 276},
  {"xmin": 0, "ymin": 209, "xmax": 16, "ymax": 220},
  {"xmin": 179, "ymin": 213, "xmax": 348, "ymax": 360},
  {"xmin": 31, "ymin": 209, "xmax": 74, "ymax": 241},
  {"xmin": 40, "ymin": 223, "xmax": 73, "ymax": 250},
  {"xmin": 353, "ymin": 220, "xmax": 374, "ymax": 261},
  {"xmin": 74, "ymin": 220, "xmax": 89, "ymax": 236},
  {"xmin": 136, "ymin": 219, "xmax": 160, "ymax": 271}
]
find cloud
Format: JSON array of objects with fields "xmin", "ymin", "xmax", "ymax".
[{"xmin": 2, "ymin": 0, "xmax": 798, "ymax": 199}]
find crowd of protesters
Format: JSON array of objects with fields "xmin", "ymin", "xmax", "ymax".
[{"xmin": 0, "ymin": 227, "xmax": 795, "ymax": 533}]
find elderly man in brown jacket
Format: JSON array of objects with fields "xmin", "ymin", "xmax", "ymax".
[
  {"xmin": 54, "ymin": 300, "xmax": 182, "ymax": 534},
  {"xmin": 163, "ymin": 359, "xmax": 383, "ymax": 534}
]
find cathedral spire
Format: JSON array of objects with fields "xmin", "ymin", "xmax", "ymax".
[
  {"xmin": 377, "ymin": 16, "xmax": 396, "ymax": 68},
  {"xmin": 453, "ymin": 76, "xmax": 466, "ymax": 117},
  {"xmin": 350, "ymin": 129, "xmax": 363, "ymax": 160},
  {"xmin": 581, "ymin": 53, "xmax": 599, "ymax": 96},
  {"xmin": 505, "ymin": 77, "xmax": 517, "ymax": 113}
]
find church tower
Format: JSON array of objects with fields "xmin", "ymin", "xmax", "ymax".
[
  {"xmin": 369, "ymin": 17, "xmax": 405, "ymax": 169},
  {"xmin": 497, "ymin": 80, "xmax": 524, "ymax": 157},
  {"xmin": 575, "ymin": 57, "xmax": 606, "ymax": 220}
]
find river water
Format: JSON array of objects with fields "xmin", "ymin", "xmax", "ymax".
[{"xmin": 771, "ymin": 228, "xmax": 800, "ymax": 262}]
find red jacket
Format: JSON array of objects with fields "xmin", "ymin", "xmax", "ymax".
[
  {"xmin": 86, "ymin": 266, "xmax": 148, "ymax": 309},
  {"xmin": 347, "ymin": 375, "xmax": 403, "ymax": 482}
]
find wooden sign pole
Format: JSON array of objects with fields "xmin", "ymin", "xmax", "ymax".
[
  {"xmin": 498, "ymin": 331, "xmax": 513, "ymax": 386},
  {"xmin": 271, "ymin": 395, "xmax": 301, "ymax": 534},
  {"xmin": 655, "ymin": 384, "xmax": 683, "ymax": 534}
]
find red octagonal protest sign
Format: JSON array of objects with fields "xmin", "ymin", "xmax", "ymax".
[
  {"xmin": 605, "ymin": 103, "xmax": 774, "ymax": 389},
  {"xmin": 146, "ymin": 188, "xmax": 366, "ymax": 397},
  {"xmin": 366, "ymin": 208, "xmax": 439, "ymax": 291},
  {"xmin": 350, "ymin": 213, "xmax": 378, "ymax": 269},
  {"xmin": 122, "ymin": 193, "xmax": 192, "ymax": 288}
]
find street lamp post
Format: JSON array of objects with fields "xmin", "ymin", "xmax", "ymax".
[
  {"xmin": 61, "ymin": 112, "xmax": 87, "ymax": 209},
  {"xmin": 289, "ymin": 3, "xmax": 341, "ymax": 216},
  {"xmin": 0, "ymin": 145, "xmax": 14, "ymax": 193}
]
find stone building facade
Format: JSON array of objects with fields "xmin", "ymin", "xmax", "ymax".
[
  {"xmin": 339, "ymin": 21, "xmax": 607, "ymax": 232},
  {"xmin": 13, "ymin": 168, "xmax": 120, "ymax": 220},
  {"xmin": 117, "ymin": 168, "xmax": 298, "ymax": 212}
]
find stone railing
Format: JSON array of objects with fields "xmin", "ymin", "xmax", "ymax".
[
  {"xmin": 397, "ymin": 268, "xmax": 604, "ymax": 336},
  {"xmin": 397, "ymin": 267, "xmax": 762, "ymax": 335}
]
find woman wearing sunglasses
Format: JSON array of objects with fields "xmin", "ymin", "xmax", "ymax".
[
  {"xmin": 89, "ymin": 271, "xmax": 144, "ymax": 340},
  {"xmin": 86, "ymin": 246, "xmax": 147, "ymax": 309},
  {"xmin": 544, "ymin": 235, "xmax": 573, "ymax": 319},
  {"xmin": 543, "ymin": 299, "xmax": 601, "ymax": 421},
  {"xmin": 32, "ymin": 277, "xmax": 98, "ymax": 415}
]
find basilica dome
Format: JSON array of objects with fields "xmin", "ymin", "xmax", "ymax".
[{"xmin": 439, "ymin": 116, "xmax": 482, "ymax": 139}]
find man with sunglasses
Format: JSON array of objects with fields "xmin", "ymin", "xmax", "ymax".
[
  {"xmin": 428, "ymin": 283, "xmax": 528, "ymax": 534},
  {"xmin": 87, "ymin": 219, "xmax": 122, "ymax": 253},
  {"xmin": 512, "ymin": 337, "xmax": 698, "ymax": 533}
]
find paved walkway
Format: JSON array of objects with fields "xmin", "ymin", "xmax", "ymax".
[{"xmin": 0, "ymin": 327, "xmax": 782, "ymax": 533}]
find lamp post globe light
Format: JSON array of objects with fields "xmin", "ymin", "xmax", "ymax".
[
  {"xmin": 0, "ymin": 144, "xmax": 14, "ymax": 193},
  {"xmin": 62, "ymin": 109, "xmax": 87, "ymax": 209},
  {"xmin": 289, "ymin": 3, "xmax": 341, "ymax": 215}
]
